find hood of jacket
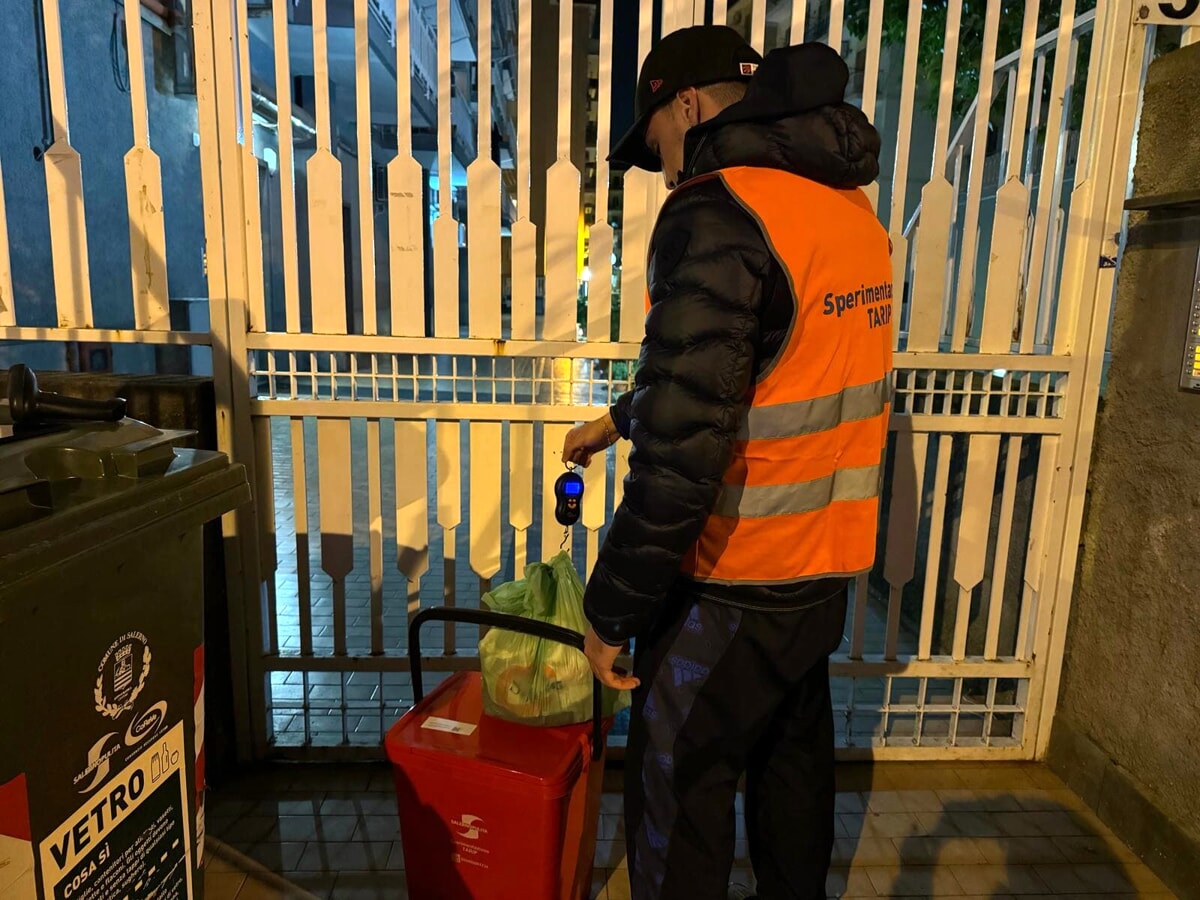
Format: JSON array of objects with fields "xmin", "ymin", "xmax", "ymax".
[{"xmin": 681, "ymin": 42, "xmax": 882, "ymax": 188}]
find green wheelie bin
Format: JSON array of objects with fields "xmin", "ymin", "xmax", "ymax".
[{"xmin": 0, "ymin": 365, "xmax": 250, "ymax": 900}]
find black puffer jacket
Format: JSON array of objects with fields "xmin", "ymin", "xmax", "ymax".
[{"xmin": 583, "ymin": 46, "xmax": 883, "ymax": 646}]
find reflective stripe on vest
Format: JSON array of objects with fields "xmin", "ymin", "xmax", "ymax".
[{"xmin": 679, "ymin": 167, "xmax": 895, "ymax": 586}]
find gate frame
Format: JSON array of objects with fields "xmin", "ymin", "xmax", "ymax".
[{"xmin": 180, "ymin": 0, "xmax": 1152, "ymax": 763}]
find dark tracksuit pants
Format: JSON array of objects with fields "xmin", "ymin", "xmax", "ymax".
[{"xmin": 624, "ymin": 581, "xmax": 848, "ymax": 900}]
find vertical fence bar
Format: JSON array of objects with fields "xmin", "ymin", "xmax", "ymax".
[
  {"xmin": 859, "ymin": 0, "xmax": 884, "ymax": 209},
  {"xmin": 884, "ymin": 431, "xmax": 927, "ymax": 660},
  {"xmin": 789, "ymin": 0, "xmax": 805, "ymax": 43},
  {"xmin": 468, "ymin": 0, "xmax": 502, "ymax": 339},
  {"xmin": 714, "ymin": 0, "xmax": 728, "ymax": 26},
  {"xmin": 509, "ymin": 422, "xmax": 534, "ymax": 573},
  {"xmin": 583, "ymin": 445, "xmax": 608, "ymax": 577},
  {"xmin": 511, "ymin": 0, "xmax": 537, "ymax": 340},
  {"xmin": 318, "ymin": 419, "xmax": 354, "ymax": 656},
  {"xmin": 235, "ymin": 0, "xmax": 266, "ymax": 334},
  {"xmin": 272, "ymin": 0, "xmax": 302, "ymax": 333},
  {"xmin": 950, "ymin": 0, "xmax": 1002, "ymax": 351},
  {"xmin": 619, "ymin": 4, "xmax": 656, "ymax": 343},
  {"xmin": 123, "ymin": 0, "xmax": 170, "ymax": 331},
  {"xmin": 985, "ymin": 435, "xmax": 1022, "ymax": 659},
  {"xmin": 355, "ymin": 0, "xmax": 377, "ymax": 335},
  {"xmin": 309, "ymin": 0, "xmax": 347, "ymax": 334},
  {"xmin": 292, "ymin": 419, "xmax": 315, "ymax": 657},
  {"xmin": 907, "ymin": 0, "xmax": 963, "ymax": 352},
  {"xmin": 828, "ymin": 0, "xmax": 845, "ymax": 53},
  {"xmin": 952, "ymin": 435, "xmax": 1001, "ymax": 660},
  {"xmin": 886, "ymin": 0, "xmax": 923, "ymax": 348},
  {"xmin": 1021, "ymin": 0, "xmax": 1079, "ymax": 352},
  {"xmin": 395, "ymin": 419, "xmax": 430, "ymax": 620},
  {"xmin": 1034, "ymin": 12, "xmax": 1148, "ymax": 756},
  {"xmin": 587, "ymin": 0, "xmax": 615, "ymax": 342},
  {"xmin": 433, "ymin": 0, "xmax": 459, "ymax": 338},
  {"xmin": 253, "ymin": 417, "xmax": 279, "ymax": 655},
  {"xmin": 367, "ymin": 419, "xmax": 384, "ymax": 655},
  {"xmin": 918, "ymin": 436, "xmax": 952, "ymax": 659},
  {"xmin": 469, "ymin": 422, "xmax": 503, "ymax": 583},
  {"xmin": 390, "ymin": 0, "xmax": 426, "ymax": 337},
  {"xmin": 751, "ymin": 0, "xmax": 767, "ymax": 53},
  {"xmin": 40, "ymin": 0, "xmax": 93, "ymax": 327},
  {"xmin": 544, "ymin": 0, "xmax": 582, "ymax": 341},
  {"xmin": 436, "ymin": 420, "xmax": 462, "ymax": 652}
]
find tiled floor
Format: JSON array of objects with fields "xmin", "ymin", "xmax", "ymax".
[{"xmin": 202, "ymin": 761, "xmax": 1178, "ymax": 899}]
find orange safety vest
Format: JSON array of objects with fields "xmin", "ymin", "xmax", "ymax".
[{"xmin": 657, "ymin": 167, "xmax": 895, "ymax": 585}]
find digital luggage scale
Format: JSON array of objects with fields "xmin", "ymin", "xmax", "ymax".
[{"xmin": 554, "ymin": 468, "xmax": 584, "ymax": 527}]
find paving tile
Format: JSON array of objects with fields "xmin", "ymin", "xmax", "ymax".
[
  {"xmin": 939, "ymin": 811, "xmax": 1005, "ymax": 838},
  {"xmin": 589, "ymin": 868, "xmax": 610, "ymax": 900},
  {"xmin": 851, "ymin": 811, "xmax": 923, "ymax": 839},
  {"xmin": 250, "ymin": 796, "xmax": 325, "ymax": 818},
  {"xmin": 597, "ymin": 814, "xmax": 625, "ymax": 840},
  {"xmin": 318, "ymin": 792, "xmax": 398, "ymax": 817},
  {"xmin": 1033, "ymin": 862, "xmax": 1137, "ymax": 893},
  {"xmin": 296, "ymin": 841, "xmax": 394, "ymax": 873},
  {"xmin": 203, "ymin": 872, "xmax": 247, "ymax": 899},
  {"xmin": 951, "ymin": 765, "xmax": 1037, "ymax": 791},
  {"xmin": 605, "ymin": 867, "xmax": 632, "ymax": 900},
  {"xmin": 222, "ymin": 816, "xmax": 285, "ymax": 844},
  {"xmin": 276, "ymin": 815, "xmax": 360, "ymax": 843},
  {"xmin": 1050, "ymin": 834, "xmax": 1130, "ymax": 864},
  {"xmin": 273, "ymin": 872, "xmax": 338, "ymax": 899},
  {"xmin": 825, "ymin": 866, "xmax": 876, "ymax": 897},
  {"xmin": 1020, "ymin": 765, "xmax": 1069, "ymax": 791},
  {"xmin": 329, "ymin": 871, "xmax": 411, "ymax": 899},
  {"xmin": 936, "ymin": 789, "xmax": 1023, "ymax": 812},
  {"xmin": 1011, "ymin": 788, "xmax": 1086, "ymax": 812},
  {"xmin": 350, "ymin": 815, "xmax": 401, "ymax": 842},
  {"xmin": 948, "ymin": 863, "xmax": 1050, "ymax": 895},
  {"xmin": 835, "ymin": 792, "xmax": 866, "ymax": 814},
  {"xmin": 832, "ymin": 837, "xmax": 902, "ymax": 867},
  {"xmin": 864, "ymin": 864, "xmax": 965, "ymax": 895},
  {"xmin": 387, "ymin": 841, "xmax": 405, "ymax": 869},
  {"xmin": 243, "ymin": 842, "xmax": 307, "ymax": 873},
  {"xmin": 594, "ymin": 839, "xmax": 627, "ymax": 868},
  {"xmin": 874, "ymin": 764, "xmax": 965, "ymax": 791},
  {"xmin": 973, "ymin": 835, "xmax": 1068, "ymax": 865},
  {"xmin": 865, "ymin": 790, "xmax": 944, "ymax": 813},
  {"xmin": 892, "ymin": 835, "xmax": 987, "ymax": 866}
]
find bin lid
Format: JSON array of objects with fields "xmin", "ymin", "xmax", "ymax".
[
  {"xmin": 0, "ymin": 418, "xmax": 249, "ymax": 590},
  {"xmin": 385, "ymin": 673, "xmax": 590, "ymax": 798}
]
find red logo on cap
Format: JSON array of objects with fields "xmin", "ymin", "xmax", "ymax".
[
  {"xmin": 739, "ymin": 63, "xmax": 758, "ymax": 76},
  {"xmin": 650, "ymin": 79, "xmax": 664, "ymax": 92}
]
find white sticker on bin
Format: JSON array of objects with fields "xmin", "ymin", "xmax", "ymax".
[{"xmin": 421, "ymin": 716, "xmax": 477, "ymax": 736}]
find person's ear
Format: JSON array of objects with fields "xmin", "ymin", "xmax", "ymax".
[{"xmin": 676, "ymin": 87, "xmax": 699, "ymax": 126}]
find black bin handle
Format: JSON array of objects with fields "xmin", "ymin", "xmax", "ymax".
[{"xmin": 408, "ymin": 606, "xmax": 604, "ymax": 761}]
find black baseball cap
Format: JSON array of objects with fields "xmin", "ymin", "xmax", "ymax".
[{"xmin": 609, "ymin": 25, "xmax": 763, "ymax": 173}]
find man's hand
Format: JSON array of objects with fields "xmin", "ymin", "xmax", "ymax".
[
  {"xmin": 583, "ymin": 626, "xmax": 640, "ymax": 692},
  {"xmin": 562, "ymin": 412, "xmax": 618, "ymax": 468}
]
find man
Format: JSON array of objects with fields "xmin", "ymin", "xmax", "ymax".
[{"xmin": 562, "ymin": 26, "xmax": 893, "ymax": 900}]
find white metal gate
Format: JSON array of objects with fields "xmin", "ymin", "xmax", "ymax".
[{"xmin": 1, "ymin": 0, "xmax": 1187, "ymax": 761}]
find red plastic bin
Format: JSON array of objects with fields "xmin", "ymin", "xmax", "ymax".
[{"xmin": 386, "ymin": 607, "xmax": 609, "ymax": 900}]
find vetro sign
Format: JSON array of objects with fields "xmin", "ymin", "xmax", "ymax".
[{"xmin": 1134, "ymin": 0, "xmax": 1200, "ymax": 25}]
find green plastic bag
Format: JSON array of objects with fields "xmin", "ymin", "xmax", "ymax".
[{"xmin": 479, "ymin": 551, "xmax": 630, "ymax": 727}]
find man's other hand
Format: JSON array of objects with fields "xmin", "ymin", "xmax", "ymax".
[{"xmin": 583, "ymin": 627, "xmax": 640, "ymax": 692}]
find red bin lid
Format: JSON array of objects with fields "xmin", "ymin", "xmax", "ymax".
[{"xmin": 385, "ymin": 672, "xmax": 592, "ymax": 797}]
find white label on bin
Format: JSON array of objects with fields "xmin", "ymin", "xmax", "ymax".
[
  {"xmin": 40, "ymin": 722, "xmax": 192, "ymax": 900},
  {"xmin": 420, "ymin": 716, "xmax": 477, "ymax": 736}
]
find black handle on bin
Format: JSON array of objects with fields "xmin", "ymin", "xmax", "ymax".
[
  {"xmin": 408, "ymin": 606, "xmax": 605, "ymax": 761},
  {"xmin": 8, "ymin": 364, "xmax": 126, "ymax": 425}
]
